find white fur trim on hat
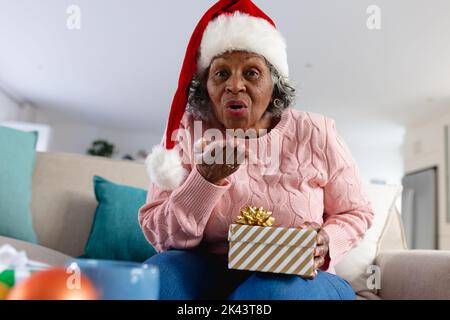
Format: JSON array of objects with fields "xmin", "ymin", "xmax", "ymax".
[
  {"xmin": 145, "ymin": 145, "xmax": 188, "ymax": 190},
  {"xmin": 198, "ymin": 12, "xmax": 289, "ymax": 78}
]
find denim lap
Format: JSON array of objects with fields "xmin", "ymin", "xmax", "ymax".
[
  {"xmin": 145, "ymin": 250, "xmax": 355, "ymax": 300},
  {"xmin": 228, "ymin": 271, "xmax": 356, "ymax": 300},
  {"xmin": 145, "ymin": 249, "xmax": 249, "ymax": 299}
]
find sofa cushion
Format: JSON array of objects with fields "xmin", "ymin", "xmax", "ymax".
[
  {"xmin": 83, "ymin": 176, "xmax": 157, "ymax": 262},
  {"xmin": 0, "ymin": 126, "xmax": 38, "ymax": 243},
  {"xmin": 31, "ymin": 152, "xmax": 149, "ymax": 257},
  {"xmin": 335, "ymin": 184, "xmax": 404, "ymax": 294}
]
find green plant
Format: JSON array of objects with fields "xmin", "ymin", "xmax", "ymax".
[{"xmin": 87, "ymin": 140, "xmax": 115, "ymax": 158}]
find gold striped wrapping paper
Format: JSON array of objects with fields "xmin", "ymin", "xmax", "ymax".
[{"xmin": 228, "ymin": 224, "xmax": 317, "ymax": 277}]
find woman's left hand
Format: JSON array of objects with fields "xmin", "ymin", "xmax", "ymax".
[
  {"xmin": 301, "ymin": 222, "xmax": 330, "ymax": 272},
  {"xmin": 314, "ymin": 229, "xmax": 330, "ymax": 271}
]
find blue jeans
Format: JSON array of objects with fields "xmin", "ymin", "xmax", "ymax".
[{"xmin": 145, "ymin": 249, "xmax": 356, "ymax": 300}]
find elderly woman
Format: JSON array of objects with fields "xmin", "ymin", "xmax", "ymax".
[{"xmin": 139, "ymin": 0, "xmax": 373, "ymax": 300}]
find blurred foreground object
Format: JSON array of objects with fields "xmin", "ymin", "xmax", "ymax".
[
  {"xmin": 0, "ymin": 244, "xmax": 50, "ymax": 286},
  {"xmin": 68, "ymin": 259, "xmax": 159, "ymax": 300},
  {"xmin": 0, "ymin": 283, "xmax": 9, "ymax": 299},
  {"xmin": 7, "ymin": 268, "xmax": 97, "ymax": 300}
]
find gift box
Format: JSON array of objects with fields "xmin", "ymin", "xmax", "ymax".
[{"xmin": 227, "ymin": 206, "xmax": 317, "ymax": 278}]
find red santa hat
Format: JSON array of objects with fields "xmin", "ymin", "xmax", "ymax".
[{"xmin": 147, "ymin": 0, "xmax": 289, "ymax": 190}]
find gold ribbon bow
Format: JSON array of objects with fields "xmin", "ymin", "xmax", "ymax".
[{"xmin": 236, "ymin": 205, "xmax": 275, "ymax": 227}]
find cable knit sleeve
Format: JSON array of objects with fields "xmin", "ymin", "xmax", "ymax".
[
  {"xmin": 321, "ymin": 118, "xmax": 374, "ymax": 270},
  {"xmin": 138, "ymin": 114, "xmax": 231, "ymax": 253}
]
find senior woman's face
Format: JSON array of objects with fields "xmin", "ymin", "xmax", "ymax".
[{"xmin": 206, "ymin": 51, "xmax": 274, "ymax": 131}]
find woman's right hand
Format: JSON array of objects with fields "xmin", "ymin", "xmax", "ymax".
[{"xmin": 195, "ymin": 138, "xmax": 246, "ymax": 186}]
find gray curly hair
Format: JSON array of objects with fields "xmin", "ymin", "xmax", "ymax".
[{"xmin": 186, "ymin": 58, "xmax": 296, "ymax": 121}]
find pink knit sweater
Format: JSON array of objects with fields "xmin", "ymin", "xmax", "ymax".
[{"xmin": 139, "ymin": 108, "xmax": 374, "ymax": 273}]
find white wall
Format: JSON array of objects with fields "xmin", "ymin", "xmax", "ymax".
[
  {"xmin": 348, "ymin": 143, "xmax": 404, "ymax": 185},
  {"xmin": 34, "ymin": 108, "xmax": 162, "ymax": 160},
  {"xmin": 0, "ymin": 90, "xmax": 19, "ymax": 121},
  {"xmin": 326, "ymin": 116, "xmax": 405, "ymax": 186}
]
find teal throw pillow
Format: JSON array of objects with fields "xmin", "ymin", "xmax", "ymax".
[
  {"xmin": 83, "ymin": 176, "xmax": 157, "ymax": 262},
  {"xmin": 0, "ymin": 126, "xmax": 38, "ymax": 243}
]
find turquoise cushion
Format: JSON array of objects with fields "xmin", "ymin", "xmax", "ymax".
[
  {"xmin": 83, "ymin": 176, "xmax": 157, "ymax": 262},
  {"xmin": 0, "ymin": 126, "xmax": 38, "ymax": 243}
]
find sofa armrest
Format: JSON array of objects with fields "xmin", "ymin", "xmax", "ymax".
[{"xmin": 375, "ymin": 250, "xmax": 450, "ymax": 299}]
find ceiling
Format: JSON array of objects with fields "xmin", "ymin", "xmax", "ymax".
[{"xmin": 1, "ymin": 0, "xmax": 450, "ymax": 147}]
